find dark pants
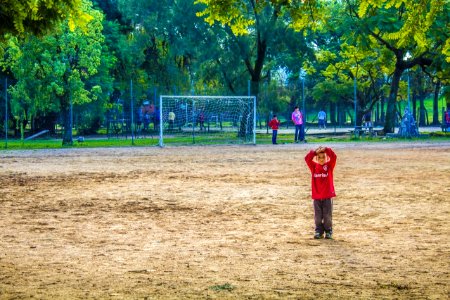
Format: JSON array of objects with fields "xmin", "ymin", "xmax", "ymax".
[
  {"xmin": 295, "ymin": 124, "xmax": 304, "ymax": 141},
  {"xmin": 313, "ymin": 199, "xmax": 332, "ymax": 234},
  {"xmin": 272, "ymin": 130, "xmax": 278, "ymax": 144}
]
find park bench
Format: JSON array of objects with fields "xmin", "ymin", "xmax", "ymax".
[{"xmin": 350, "ymin": 126, "xmax": 377, "ymax": 137}]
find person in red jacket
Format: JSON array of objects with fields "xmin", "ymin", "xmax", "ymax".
[
  {"xmin": 445, "ymin": 108, "xmax": 450, "ymax": 129},
  {"xmin": 268, "ymin": 115, "xmax": 281, "ymax": 144},
  {"xmin": 305, "ymin": 146, "xmax": 337, "ymax": 239}
]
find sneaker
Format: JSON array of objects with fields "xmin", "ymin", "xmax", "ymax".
[
  {"xmin": 314, "ymin": 232, "xmax": 323, "ymax": 239},
  {"xmin": 325, "ymin": 232, "xmax": 332, "ymax": 239}
]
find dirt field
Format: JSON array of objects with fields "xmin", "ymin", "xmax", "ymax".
[{"xmin": 1, "ymin": 141, "xmax": 449, "ymax": 299}]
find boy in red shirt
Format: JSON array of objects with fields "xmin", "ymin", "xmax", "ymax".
[
  {"xmin": 268, "ymin": 115, "xmax": 281, "ymax": 144},
  {"xmin": 305, "ymin": 146, "xmax": 337, "ymax": 239}
]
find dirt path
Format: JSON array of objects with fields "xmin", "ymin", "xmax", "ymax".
[{"xmin": 1, "ymin": 142, "xmax": 449, "ymax": 299}]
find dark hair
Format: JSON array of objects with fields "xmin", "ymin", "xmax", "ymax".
[
  {"xmin": 273, "ymin": 114, "xmax": 277, "ymax": 118},
  {"xmin": 294, "ymin": 106, "xmax": 299, "ymax": 109}
]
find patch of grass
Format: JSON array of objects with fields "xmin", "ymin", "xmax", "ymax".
[
  {"xmin": 209, "ymin": 283, "xmax": 235, "ymax": 292},
  {"xmin": 2, "ymin": 139, "xmax": 62, "ymax": 150},
  {"xmin": 1, "ymin": 129, "xmax": 449, "ymax": 150},
  {"xmin": 378, "ymin": 282, "xmax": 410, "ymax": 290},
  {"xmin": 1, "ymin": 137, "xmax": 159, "ymax": 150},
  {"xmin": 429, "ymin": 131, "xmax": 450, "ymax": 138}
]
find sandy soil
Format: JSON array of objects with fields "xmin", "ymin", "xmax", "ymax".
[{"xmin": 0, "ymin": 141, "xmax": 449, "ymax": 299}]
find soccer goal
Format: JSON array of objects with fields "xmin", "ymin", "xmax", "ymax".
[{"xmin": 159, "ymin": 95, "xmax": 256, "ymax": 146}]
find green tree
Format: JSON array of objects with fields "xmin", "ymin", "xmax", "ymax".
[
  {"xmin": 117, "ymin": 0, "xmax": 199, "ymax": 95},
  {"xmin": 310, "ymin": 39, "xmax": 392, "ymax": 126},
  {"xmin": 1, "ymin": 0, "xmax": 108, "ymax": 145},
  {"xmin": 343, "ymin": 0, "xmax": 449, "ymax": 133},
  {"xmin": 0, "ymin": 0, "xmax": 93, "ymax": 37},
  {"xmin": 196, "ymin": 0, "xmax": 307, "ymax": 97}
]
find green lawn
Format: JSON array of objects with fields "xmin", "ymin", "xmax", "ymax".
[
  {"xmin": 2, "ymin": 131, "xmax": 449, "ymax": 151},
  {"xmin": 1, "ymin": 138, "xmax": 158, "ymax": 150}
]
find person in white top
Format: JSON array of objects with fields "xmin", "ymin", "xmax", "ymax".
[
  {"xmin": 168, "ymin": 111, "xmax": 175, "ymax": 131},
  {"xmin": 318, "ymin": 110, "xmax": 326, "ymax": 129}
]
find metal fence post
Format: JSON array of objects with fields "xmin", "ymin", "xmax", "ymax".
[
  {"xmin": 159, "ymin": 95, "xmax": 163, "ymax": 147},
  {"xmin": 253, "ymin": 96, "xmax": 256, "ymax": 145},
  {"xmin": 4, "ymin": 77, "xmax": 7, "ymax": 149}
]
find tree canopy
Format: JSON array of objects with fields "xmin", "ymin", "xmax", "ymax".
[
  {"xmin": 0, "ymin": 0, "xmax": 93, "ymax": 37},
  {"xmin": 1, "ymin": 0, "xmax": 448, "ymax": 142}
]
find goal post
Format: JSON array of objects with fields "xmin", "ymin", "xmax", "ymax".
[{"xmin": 159, "ymin": 95, "xmax": 256, "ymax": 147}]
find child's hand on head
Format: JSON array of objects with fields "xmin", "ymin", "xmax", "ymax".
[{"xmin": 315, "ymin": 146, "xmax": 325, "ymax": 154}]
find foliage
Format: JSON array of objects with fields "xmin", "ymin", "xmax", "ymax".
[
  {"xmin": 334, "ymin": 0, "xmax": 450, "ymax": 132},
  {"xmin": 0, "ymin": 0, "xmax": 110, "ymax": 144},
  {"xmin": 0, "ymin": 0, "xmax": 93, "ymax": 37},
  {"xmin": 258, "ymin": 80, "xmax": 293, "ymax": 119},
  {"xmin": 195, "ymin": 0, "xmax": 325, "ymax": 35},
  {"xmin": 195, "ymin": 0, "xmax": 316, "ymax": 100},
  {"xmin": 1, "ymin": 0, "xmax": 448, "ymax": 141},
  {"xmin": 195, "ymin": 0, "xmax": 256, "ymax": 36}
]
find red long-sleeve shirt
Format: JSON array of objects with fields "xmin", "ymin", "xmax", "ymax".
[
  {"xmin": 304, "ymin": 147, "xmax": 337, "ymax": 200},
  {"xmin": 268, "ymin": 119, "xmax": 280, "ymax": 130}
]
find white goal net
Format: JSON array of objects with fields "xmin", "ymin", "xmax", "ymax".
[{"xmin": 159, "ymin": 96, "xmax": 256, "ymax": 146}]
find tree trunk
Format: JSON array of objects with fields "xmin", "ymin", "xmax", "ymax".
[
  {"xmin": 356, "ymin": 110, "xmax": 365, "ymax": 127},
  {"xmin": 419, "ymin": 95, "xmax": 426, "ymax": 126},
  {"xmin": 375, "ymin": 102, "xmax": 379, "ymax": 124},
  {"xmin": 61, "ymin": 95, "xmax": 73, "ymax": 146},
  {"xmin": 384, "ymin": 67, "xmax": 404, "ymax": 133},
  {"xmin": 13, "ymin": 118, "xmax": 19, "ymax": 137},
  {"xmin": 338, "ymin": 103, "xmax": 344, "ymax": 126},
  {"xmin": 416, "ymin": 73, "xmax": 425, "ymax": 126},
  {"xmin": 380, "ymin": 96, "xmax": 385, "ymax": 123},
  {"xmin": 20, "ymin": 118, "xmax": 24, "ymax": 141},
  {"xmin": 432, "ymin": 80, "xmax": 441, "ymax": 125},
  {"xmin": 329, "ymin": 102, "xmax": 336, "ymax": 125}
]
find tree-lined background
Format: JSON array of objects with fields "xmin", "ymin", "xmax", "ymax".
[{"xmin": 0, "ymin": 0, "xmax": 449, "ymax": 145}]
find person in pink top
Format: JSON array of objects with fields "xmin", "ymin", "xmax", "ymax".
[
  {"xmin": 291, "ymin": 106, "xmax": 304, "ymax": 143},
  {"xmin": 445, "ymin": 108, "xmax": 450, "ymax": 130},
  {"xmin": 305, "ymin": 146, "xmax": 337, "ymax": 239}
]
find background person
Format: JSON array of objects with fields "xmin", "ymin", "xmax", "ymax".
[
  {"xmin": 363, "ymin": 111, "xmax": 372, "ymax": 129},
  {"xmin": 291, "ymin": 106, "xmax": 304, "ymax": 143},
  {"xmin": 445, "ymin": 107, "xmax": 450, "ymax": 130},
  {"xmin": 168, "ymin": 111, "xmax": 175, "ymax": 131},
  {"xmin": 153, "ymin": 107, "xmax": 160, "ymax": 130},
  {"xmin": 318, "ymin": 109, "xmax": 326, "ymax": 129},
  {"xmin": 197, "ymin": 111, "xmax": 205, "ymax": 131},
  {"xmin": 268, "ymin": 114, "xmax": 281, "ymax": 144}
]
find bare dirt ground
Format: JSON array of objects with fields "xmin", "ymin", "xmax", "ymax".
[{"xmin": 0, "ymin": 141, "xmax": 449, "ymax": 299}]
